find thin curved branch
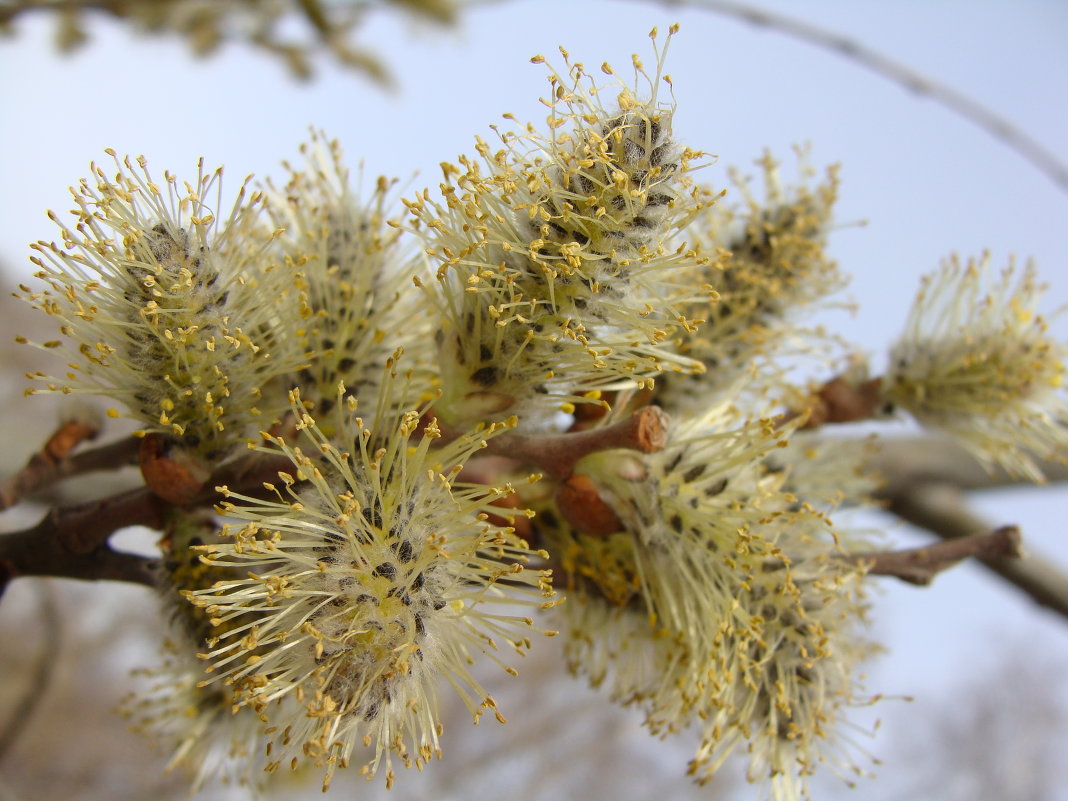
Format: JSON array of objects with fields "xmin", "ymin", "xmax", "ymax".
[
  {"xmin": 641, "ymin": 0, "xmax": 1068, "ymax": 193},
  {"xmin": 0, "ymin": 582, "xmax": 61, "ymax": 764}
]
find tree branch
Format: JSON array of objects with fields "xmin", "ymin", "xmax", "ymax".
[
  {"xmin": 1, "ymin": 433, "xmax": 140, "ymax": 510},
  {"xmin": 848, "ymin": 525, "xmax": 1022, "ymax": 586},
  {"xmin": 0, "ymin": 487, "xmax": 164, "ymax": 597},
  {"xmin": 479, "ymin": 406, "xmax": 670, "ymax": 479},
  {"xmin": 0, "ymin": 448, "xmax": 295, "ymax": 597},
  {"xmin": 869, "ymin": 437, "xmax": 1068, "ymax": 620}
]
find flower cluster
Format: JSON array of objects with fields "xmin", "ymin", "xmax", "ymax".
[
  {"xmin": 539, "ymin": 404, "xmax": 876, "ymax": 797},
  {"xmin": 656, "ymin": 151, "xmax": 846, "ymax": 413},
  {"xmin": 883, "ymin": 254, "xmax": 1067, "ymax": 480},
  {"xmin": 12, "ymin": 25, "xmax": 1065, "ymax": 801},
  {"xmin": 18, "ymin": 153, "xmax": 304, "ymax": 463},
  {"xmin": 121, "ymin": 508, "xmax": 265, "ymax": 791},
  {"xmin": 188, "ymin": 381, "xmax": 555, "ymax": 789},
  {"xmin": 265, "ymin": 130, "xmax": 433, "ymax": 418},
  {"xmin": 407, "ymin": 26, "xmax": 715, "ymax": 425}
]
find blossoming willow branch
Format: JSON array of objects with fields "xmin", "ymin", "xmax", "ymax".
[{"xmin": 4, "ymin": 26, "xmax": 1062, "ymax": 800}]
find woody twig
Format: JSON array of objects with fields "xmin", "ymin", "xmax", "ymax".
[
  {"xmin": 480, "ymin": 405, "xmax": 670, "ymax": 479},
  {"xmin": 0, "ymin": 447, "xmax": 295, "ymax": 597},
  {"xmin": 0, "ymin": 421, "xmax": 135, "ymax": 509},
  {"xmin": 846, "ymin": 525, "xmax": 1023, "ymax": 586},
  {"xmin": 0, "ymin": 487, "xmax": 164, "ymax": 597}
]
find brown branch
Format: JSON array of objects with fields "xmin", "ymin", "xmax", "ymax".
[
  {"xmin": 847, "ymin": 525, "xmax": 1022, "ymax": 586},
  {"xmin": 1, "ymin": 433, "xmax": 140, "ymax": 510},
  {"xmin": 878, "ymin": 479, "xmax": 1068, "ymax": 620},
  {"xmin": 0, "ymin": 536, "xmax": 158, "ymax": 597},
  {"xmin": 479, "ymin": 406, "xmax": 670, "ymax": 479},
  {"xmin": 0, "ymin": 445, "xmax": 299, "ymax": 596},
  {"xmin": 54, "ymin": 486, "xmax": 165, "ymax": 553},
  {"xmin": 0, "ymin": 487, "xmax": 164, "ymax": 596},
  {"xmin": 863, "ymin": 438, "xmax": 1068, "ymax": 620}
]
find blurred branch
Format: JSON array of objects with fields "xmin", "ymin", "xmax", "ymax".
[
  {"xmin": 642, "ymin": 0, "xmax": 1068, "ymax": 193},
  {"xmin": 295, "ymin": 0, "xmax": 332, "ymax": 36},
  {"xmin": 0, "ymin": 432, "xmax": 139, "ymax": 510},
  {"xmin": 0, "ymin": 582, "xmax": 61, "ymax": 764},
  {"xmin": 872, "ymin": 435, "xmax": 1068, "ymax": 494},
  {"xmin": 870, "ymin": 436, "xmax": 1068, "ymax": 620},
  {"xmin": 1, "ymin": 0, "xmax": 456, "ymax": 81}
]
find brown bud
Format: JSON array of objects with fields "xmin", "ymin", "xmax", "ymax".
[
  {"xmin": 139, "ymin": 434, "xmax": 210, "ymax": 505},
  {"xmin": 554, "ymin": 473, "xmax": 623, "ymax": 538},
  {"xmin": 786, "ymin": 376, "xmax": 884, "ymax": 430}
]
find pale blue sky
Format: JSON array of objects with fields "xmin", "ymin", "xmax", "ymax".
[{"xmin": 2, "ymin": 3, "xmax": 1066, "ymax": 343}]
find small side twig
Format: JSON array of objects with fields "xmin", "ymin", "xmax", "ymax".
[
  {"xmin": 876, "ymin": 476, "xmax": 1068, "ymax": 620},
  {"xmin": 0, "ymin": 425, "xmax": 141, "ymax": 510},
  {"xmin": 846, "ymin": 525, "xmax": 1022, "ymax": 585}
]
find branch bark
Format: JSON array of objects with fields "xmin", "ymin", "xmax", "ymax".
[
  {"xmin": 1, "ymin": 434, "xmax": 140, "ymax": 510},
  {"xmin": 0, "ymin": 449, "xmax": 294, "ymax": 596},
  {"xmin": 479, "ymin": 406, "xmax": 670, "ymax": 479},
  {"xmin": 848, "ymin": 525, "xmax": 1022, "ymax": 585},
  {"xmin": 869, "ymin": 436, "xmax": 1068, "ymax": 619},
  {"xmin": 0, "ymin": 487, "xmax": 164, "ymax": 597}
]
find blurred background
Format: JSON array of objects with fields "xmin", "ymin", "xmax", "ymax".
[{"xmin": 1, "ymin": 1, "xmax": 1066, "ymax": 799}]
